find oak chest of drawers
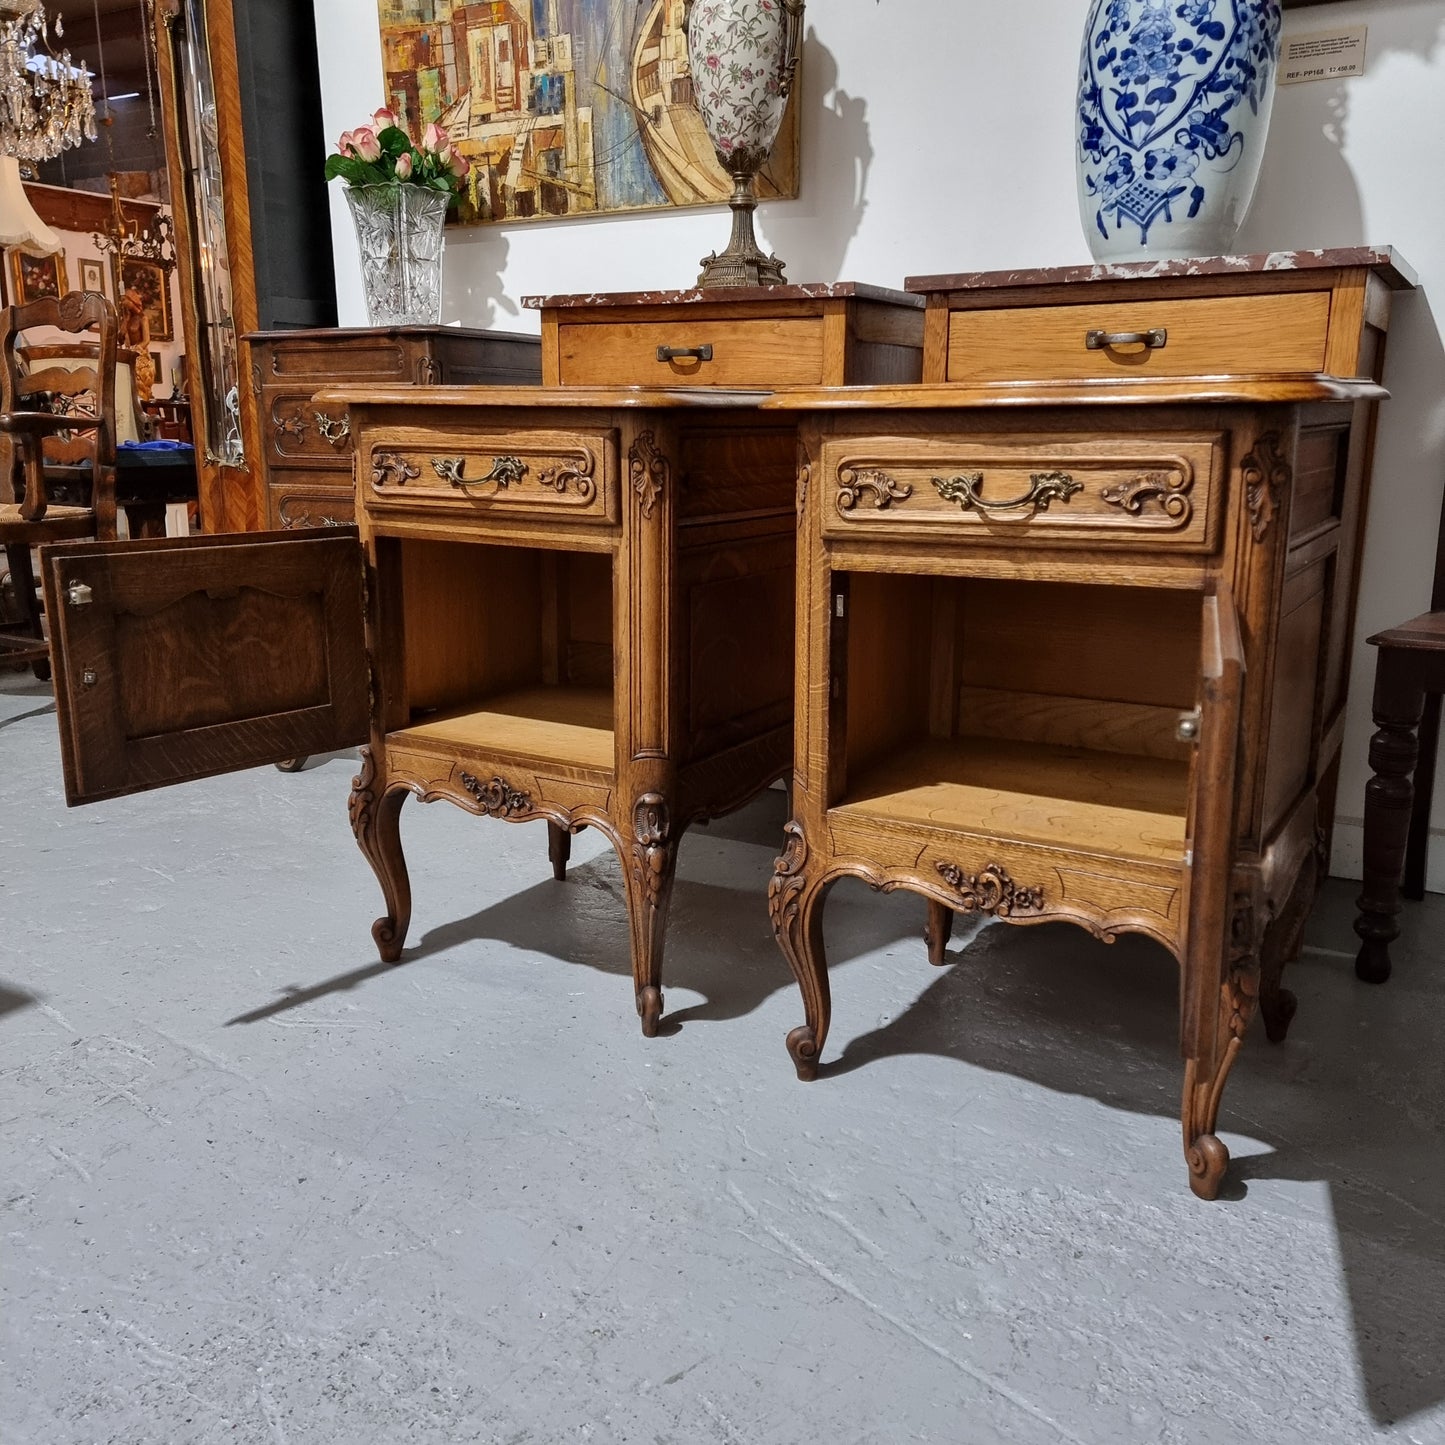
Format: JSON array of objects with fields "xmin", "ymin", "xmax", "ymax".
[{"xmin": 246, "ymin": 326, "xmax": 542, "ymax": 531}]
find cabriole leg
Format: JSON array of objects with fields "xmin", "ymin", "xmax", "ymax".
[
  {"xmin": 349, "ymin": 747, "xmax": 412, "ymax": 963},
  {"xmin": 1182, "ymin": 929, "xmax": 1259, "ymax": 1200},
  {"xmin": 768, "ymin": 821, "xmax": 832, "ymax": 1081},
  {"xmin": 621, "ymin": 792, "xmax": 678, "ymax": 1038}
]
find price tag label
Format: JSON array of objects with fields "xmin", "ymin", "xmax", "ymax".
[{"xmin": 1280, "ymin": 26, "xmax": 1368, "ymax": 85}]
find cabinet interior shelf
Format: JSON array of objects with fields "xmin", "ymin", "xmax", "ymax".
[
  {"xmin": 835, "ymin": 736, "xmax": 1189, "ymax": 866},
  {"xmin": 396, "ymin": 685, "xmax": 615, "ymax": 774}
]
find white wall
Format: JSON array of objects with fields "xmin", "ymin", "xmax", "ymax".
[{"xmin": 314, "ymin": 0, "xmax": 1445, "ymax": 887}]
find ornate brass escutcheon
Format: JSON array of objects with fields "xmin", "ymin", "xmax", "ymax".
[{"xmin": 314, "ymin": 412, "xmax": 351, "ymax": 448}]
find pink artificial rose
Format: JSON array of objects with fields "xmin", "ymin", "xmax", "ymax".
[
  {"xmin": 394, "ymin": 151, "xmax": 414, "ymax": 180},
  {"xmin": 336, "ymin": 129, "xmax": 355, "ymax": 153},
  {"xmin": 422, "ymin": 122, "xmax": 449, "ymax": 153},
  {"xmin": 372, "ymin": 106, "xmax": 399, "ymax": 132},
  {"xmin": 351, "ymin": 125, "xmax": 382, "ymax": 162},
  {"xmin": 448, "ymin": 148, "xmax": 470, "ymax": 178}
]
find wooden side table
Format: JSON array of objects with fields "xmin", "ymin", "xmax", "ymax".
[
  {"xmin": 42, "ymin": 387, "xmax": 796, "ymax": 1041},
  {"xmin": 1352, "ymin": 613, "xmax": 1445, "ymax": 982},
  {"xmin": 763, "ymin": 363, "xmax": 1389, "ymax": 1199}
]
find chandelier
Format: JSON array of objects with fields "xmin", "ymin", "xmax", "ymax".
[{"xmin": 0, "ymin": 0, "xmax": 96, "ymax": 163}]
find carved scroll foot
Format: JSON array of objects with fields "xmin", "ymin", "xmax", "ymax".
[
  {"xmin": 349, "ymin": 748, "xmax": 412, "ymax": 963},
  {"xmin": 1185, "ymin": 1132, "xmax": 1231, "ymax": 1201},
  {"xmin": 623, "ymin": 793, "xmax": 678, "ymax": 1040},
  {"xmin": 637, "ymin": 985, "xmax": 664, "ymax": 1039},
  {"xmin": 924, "ymin": 900, "xmax": 955, "ymax": 966},
  {"xmin": 548, "ymin": 821, "xmax": 572, "ymax": 882},
  {"xmin": 786, "ymin": 1025, "xmax": 821, "ymax": 1082},
  {"xmin": 769, "ymin": 821, "xmax": 832, "ymax": 1081}
]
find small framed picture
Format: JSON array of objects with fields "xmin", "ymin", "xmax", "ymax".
[
  {"xmin": 116, "ymin": 256, "xmax": 172, "ymax": 342},
  {"xmin": 8, "ymin": 249, "xmax": 68, "ymax": 305},
  {"xmin": 78, "ymin": 257, "xmax": 105, "ymax": 296}
]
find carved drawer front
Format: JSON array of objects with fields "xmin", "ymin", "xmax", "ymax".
[
  {"xmin": 819, "ymin": 433, "xmax": 1225, "ymax": 551},
  {"xmin": 556, "ymin": 317, "xmax": 825, "ymax": 387},
  {"xmin": 364, "ymin": 429, "xmax": 619, "ymax": 524},
  {"xmin": 267, "ymin": 475, "xmax": 356, "ymax": 531},
  {"xmin": 944, "ymin": 291, "xmax": 1330, "ymax": 383},
  {"xmin": 264, "ymin": 390, "xmax": 355, "ymax": 466},
  {"xmin": 261, "ymin": 340, "xmax": 413, "ymax": 382}
]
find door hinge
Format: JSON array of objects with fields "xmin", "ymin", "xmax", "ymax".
[{"xmin": 834, "ymin": 592, "xmax": 845, "ymax": 618}]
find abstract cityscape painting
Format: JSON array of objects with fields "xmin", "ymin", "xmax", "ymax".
[{"xmin": 375, "ymin": 0, "xmax": 800, "ymax": 224}]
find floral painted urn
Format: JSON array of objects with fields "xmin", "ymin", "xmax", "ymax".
[
  {"xmin": 685, "ymin": 0, "xmax": 804, "ymax": 287},
  {"xmin": 1076, "ymin": 0, "xmax": 1283, "ymax": 260}
]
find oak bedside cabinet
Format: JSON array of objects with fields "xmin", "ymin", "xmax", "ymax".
[
  {"xmin": 43, "ymin": 386, "xmax": 798, "ymax": 1041},
  {"xmin": 762, "ymin": 248, "xmax": 1413, "ymax": 1198}
]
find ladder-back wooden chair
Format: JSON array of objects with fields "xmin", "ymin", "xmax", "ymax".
[{"xmin": 0, "ymin": 290, "xmax": 118, "ymax": 678}]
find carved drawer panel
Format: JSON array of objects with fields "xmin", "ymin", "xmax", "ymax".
[
  {"xmin": 260, "ymin": 339, "xmax": 415, "ymax": 382},
  {"xmin": 818, "ymin": 432, "xmax": 1225, "ymax": 551},
  {"xmin": 363, "ymin": 429, "xmax": 619, "ymax": 524},
  {"xmin": 264, "ymin": 390, "xmax": 356, "ymax": 467},
  {"xmin": 944, "ymin": 291, "xmax": 1330, "ymax": 383},
  {"xmin": 556, "ymin": 318, "xmax": 825, "ymax": 387},
  {"xmin": 267, "ymin": 476, "xmax": 356, "ymax": 531}
]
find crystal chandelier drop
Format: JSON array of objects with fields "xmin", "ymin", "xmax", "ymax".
[{"xmin": 0, "ymin": 0, "xmax": 96, "ymax": 163}]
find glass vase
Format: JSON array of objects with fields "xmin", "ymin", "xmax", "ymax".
[{"xmin": 345, "ymin": 184, "xmax": 449, "ymax": 327}]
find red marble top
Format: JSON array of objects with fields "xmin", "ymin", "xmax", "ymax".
[
  {"xmin": 905, "ymin": 247, "xmax": 1417, "ymax": 295},
  {"xmin": 522, "ymin": 281, "xmax": 924, "ymax": 310}
]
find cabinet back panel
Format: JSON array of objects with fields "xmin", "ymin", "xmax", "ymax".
[
  {"xmin": 958, "ymin": 580, "xmax": 1200, "ymax": 709},
  {"xmin": 403, "ymin": 542, "xmax": 544, "ymax": 714}
]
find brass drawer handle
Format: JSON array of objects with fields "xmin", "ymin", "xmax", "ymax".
[
  {"xmin": 431, "ymin": 455, "xmax": 528, "ymax": 492},
  {"xmin": 932, "ymin": 470, "xmax": 1083, "ymax": 515},
  {"xmin": 656, "ymin": 344, "xmax": 713, "ymax": 363},
  {"xmin": 1085, "ymin": 328, "xmax": 1167, "ymax": 351}
]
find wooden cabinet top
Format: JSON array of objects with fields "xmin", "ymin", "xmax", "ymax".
[
  {"xmin": 521, "ymin": 281, "xmax": 923, "ymax": 312},
  {"xmin": 905, "ymin": 247, "xmax": 1416, "ymax": 296},
  {"xmin": 245, "ymin": 325, "xmax": 539, "ymax": 345}
]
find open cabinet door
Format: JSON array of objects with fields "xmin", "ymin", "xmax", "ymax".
[
  {"xmin": 41, "ymin": 530, "xmax": 369, "ymax": 805},
  {"xmin": 1180, "ymin": 582, "xmax": 1246, "ymax": 1071}
]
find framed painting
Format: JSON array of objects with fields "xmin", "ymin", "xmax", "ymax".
[
  {"xmin": 116, "ymin": 257, "xmax": 173, "ymax": 342},
  {"xmin": 9, "ymin": 249, "xmax": 68, "ymax": 305},
  {"xmin": 376, "ymin": 0, "xmax": 800, "ymax": 226},
  {"xmin": 79, "ymin": 257, "xmax": 106, "ymax": 297}
]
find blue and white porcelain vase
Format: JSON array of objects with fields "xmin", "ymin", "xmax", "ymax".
[{"xmin": 1076, "ymin": 0, "xmax": 1283, "ymax": 260}]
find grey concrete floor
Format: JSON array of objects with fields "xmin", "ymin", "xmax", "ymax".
[{"xmin": 2, "ymin": 672, "xmax": 1443, "ymax": 1445}]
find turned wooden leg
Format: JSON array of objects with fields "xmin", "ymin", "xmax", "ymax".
[
  {"xmin": 3, "ymin": 542, "xmax": 49, "ymax": 678},
  {"xmin": 924, "ymin": 899, "xmax": 955, "ymax": 966},
  {"xmin": 620, "ymin": 792, "xmax": 678, "ymax": 1038},
  {"xmin": 768, "ymin": 821, "xmax": 833, "ymax": 1081},
  {"xmin": 349, "ymin": 747, "xmax": 412, "ymax": 963},
  {"xmin": 1353, "ymin": 655, "xmax": 1426, "ymax": 985},
  {"xmin": 548, "ymin": 821, "xmax": 572, "ymax": 882}
]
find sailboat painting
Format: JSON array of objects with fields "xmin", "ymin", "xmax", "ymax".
[{"xmin": 376, "ymin": 0, "xmax": 800, "ymax": 225}]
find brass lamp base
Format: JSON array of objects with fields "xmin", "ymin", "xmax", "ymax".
[{"xmin": 696, "ymin": 168, "xmax": 787, "ymax": 289}]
